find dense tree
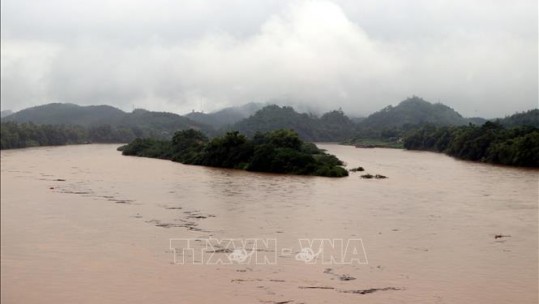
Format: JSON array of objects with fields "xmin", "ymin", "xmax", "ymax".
[
  {"xmin": 403, "ymin": 122, "xmax": 539, "ymax": 167},
  {"xmin": 1, "ymin": 122, "xmax": 89, "ymax": 149},
  {"xmin": 230, "ymin": 105, "xmax": 354, "ymax": 142},
  {"xmin": 2, "ymin": 103, "xmax": 214, "ymax": 140},
  {"xmin": 169, "ymin": 129, "xmax": 209, "ymax": 163},
  {"xmin": 120, "ymin": 129, "xmax": 349, "ymax": 177},
  {"xmin": 495, "ymin": 109, "xmax": 539, "ymax": 128},
  {"xmin": 1, "ymin": 122, "xmax": 137, "ymax": 149}
]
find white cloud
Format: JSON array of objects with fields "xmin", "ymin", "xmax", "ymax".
[{"xmin": 1, "ymin": 0, "xmax": 537, "ymax": 117}]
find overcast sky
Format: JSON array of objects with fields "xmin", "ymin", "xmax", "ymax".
[{"xmin": 1, "ymin": 0, "xmax": 537, "ymax": 117}]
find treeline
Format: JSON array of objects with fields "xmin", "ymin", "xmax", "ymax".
[
  {"xmin": 120, "ymin": 129, "xmax": 349, "ymax": 177},
  {"xmin": 403, "ymin": 122, "xmax": 539, "ymax": 167},
  {"xmin": 0, "ymin": 122, "xmax": 140, "ymax": 149},
  {"xmin": 495, "ymin": 109, "xmax": 539, "ymax": 128}
]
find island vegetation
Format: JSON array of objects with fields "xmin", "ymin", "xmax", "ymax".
[{"xmin": 119, "ymin": 129, "xmax": 349, "ymax": 177}]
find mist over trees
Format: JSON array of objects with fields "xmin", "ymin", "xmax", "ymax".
[{"xmin": 230, "ymin": 105, "xmax": 355, "ymax": 142}]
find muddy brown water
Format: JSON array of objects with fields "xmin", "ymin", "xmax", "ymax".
[{"xmin": 1, "ymin": 144, "xmax": 538, "ymax": 303}]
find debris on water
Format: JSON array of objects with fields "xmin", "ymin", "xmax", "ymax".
[
  {"xmin": 108, "ymin": 198, "xmax": 134, "ymax": 204},
  {"xmin": 360, "ymin": 173, "xmax": 388, "ymax": 179},
  {"xmin": 55, "ymin": 179, "xmax": 66, "ymax": 181},
  {"xmin": 231, "ymin": 278, "xmax": 263, "ymax": 283},
  {"xmin": 146, "ymin": 219, "xmax": 201, "ymax": 230},
  {"xmin": 184, "ymin": 211, "xmax": 215, "ymax": 220},
  {"xmin": 63, "ymin": 191, "xmax": 92, "ymax": 195},
  {"xmin": 298, "ymin": 286, "xmax": 334, "ymax": 290},
  {"xmin": 339, "ymin": 287, "xmax": 401, "ymax": 294},
  {"xmin": 236, "ymin": 267, "xmax": 253, "ymax": 273},
  {"xmin": 349, "ymin": 167, "xmax": 365, "ymax": 172},
  {"xmin": 323, "ymin": 268, "xmax": 355, "ymax": 281},
  {"xmin": 339, "ymin": 274, "xmax": 356, "ymax": 281}
]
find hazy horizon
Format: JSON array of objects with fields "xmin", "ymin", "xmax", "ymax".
[{"xmin": 1, "ymin": 0, "xmax": 537, "ymax": 117}]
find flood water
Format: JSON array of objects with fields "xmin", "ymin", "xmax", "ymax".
[{"xmin": 1, "ymin": 144, "xmax": 538, "ymax": 304}]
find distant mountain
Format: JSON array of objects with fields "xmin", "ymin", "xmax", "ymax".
[
  {"xmin": 1, "ymin": 110, "xmax": 13, "ymax": 118},
  {"xmin": 2, "ymin": 103, "xmax": 212, "ymax": 139},
  {"xmin": 494, "ymin": 109, "xmax": 539, "ymax": 128},
  {"xmin": 346, "ymin": 96, "xmax": 484, "ymax": 147},
  {"xmin": 359, "ymin": 96, "xmax": 469, "ymax": 129},
  {"xmin": 185, "ymin": 102, "xmax": 265, "ymax": 128},
  {"xmin": 2, "ymin": 103, "xmax": 125, "ymax": 126},
  {"xmin": 231, "ymin": 105, "xmax": 354, "ymax": 141}
]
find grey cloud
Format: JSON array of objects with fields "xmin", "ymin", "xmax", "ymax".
[{"xmin": 1, "ymin": 0, "xmax": 537, "ymax": 117}]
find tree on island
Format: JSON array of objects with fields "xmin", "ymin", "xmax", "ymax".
[{"xmin": 119, "ymin": 129, "xmax": 349, "ymax": 177}]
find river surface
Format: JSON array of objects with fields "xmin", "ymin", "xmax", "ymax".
[{"xmin": 1, "ymin": 144, "xmax": 538, "ymax": 304}]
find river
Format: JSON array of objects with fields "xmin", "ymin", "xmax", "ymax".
[{"xmin": 1, "ymin": 144, "xmax": 537, "ymax": 303}]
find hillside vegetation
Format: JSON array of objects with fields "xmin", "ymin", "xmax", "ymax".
[
  {"xmin": 495, "ymin": 109, "xmax": 539, "ymax": 128},
  {"xmin": 231, "ymin": 105, "xmax": 355, "ymax": 141},
  {"xmin": 1, "ymin": 103, "xmax": 212, "ymax": 149},
  {"xmin": 185, "ymin": 102, "xmax": 264, "ymax": 128},
  {"xmin": 0, "ymin": 121, "xmax": 146, "ymax": 149},
  {"xmin": 404, "ymin": 122, "xmax": 539, "ymax": 167},
  {"xmin": 358, "ymin": 96, "xmax": 469, "ymax": 129},
  {"xmin": 346, "ymin": 97, "xmax": 529, "ymax": 148},
  {"xmin": 2, "ymin": 98, "xmax": 538, "ymax": 168}
]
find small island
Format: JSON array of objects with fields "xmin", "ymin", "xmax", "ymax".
[{"xmin": 118, "ymin": 129, "xmax": 349, "ymax": 177}]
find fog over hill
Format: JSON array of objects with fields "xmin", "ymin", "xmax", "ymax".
[
  {"xmin": 2, "ymin": 0, "xmax": 537, "ymax": 117},
  {"xmin": 185, "ymin": 102, "xmax": 266, "ymax": 128}
]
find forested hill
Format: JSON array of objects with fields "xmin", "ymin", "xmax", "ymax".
[
  {"xmin": 2, "ymin": 103, "xmax": 213, "ymax": 139},
  {"xmin": 3, "ymin": 100, "xmax": 537, "ymax": 155},
  {"xmin": 2, "ymin": 103, "xmax": 125, "ymax": 126},
  {"xmin": 185, "ymin": 102, "xmax": 265, "ymax": 128},
  {"xmin": 230, "ymin": 105, "xmax": 355, "ymax": 142},
  {"xmin": 403, "ymin": 122, "xmax": 539, "ymax": 167},
  {"xmin": 358, "ymin": 96, "xmax": 470, "ymax": 129},
  {"xmin": 494, "ymin": 109, "xmax": 539, "ymax": 128}
]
